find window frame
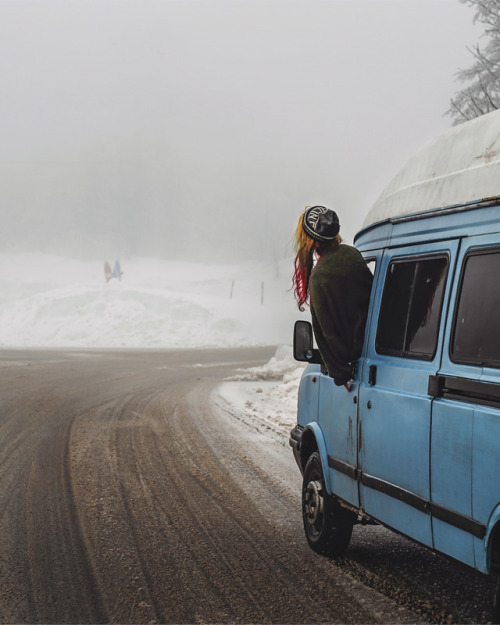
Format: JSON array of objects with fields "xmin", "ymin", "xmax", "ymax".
[
  {"xmin": 450, "ymin": 245, "xmax": 500, "ymax": 368},
  {"xmin": 375, "ymin": 252, "xmax": 450, "ymax": 361}
]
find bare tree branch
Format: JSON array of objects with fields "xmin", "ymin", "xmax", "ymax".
[{"xmin": 449, "ymin": 0, "xmax": 500, "ymax": 124}]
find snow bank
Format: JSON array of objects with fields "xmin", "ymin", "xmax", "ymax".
[
  {"xmin": 0, "ymin": 253, "xmax": 303, "ymax": 348},
  {"xmin": 212, "ymin": 345, "xmax": 305, "ymax": 437},
  {"xmin": 225, "ymin": 344, "xmax": 303, "ymax": 381}
]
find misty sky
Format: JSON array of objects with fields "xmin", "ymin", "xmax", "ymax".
[{"xmin": 0, "ymin": 0, "xmax": 481, "ymax": 262}]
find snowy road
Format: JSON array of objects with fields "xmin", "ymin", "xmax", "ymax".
[{"xmin": 0, "ymin": 348, "xmax": 495, "ymax": 623}]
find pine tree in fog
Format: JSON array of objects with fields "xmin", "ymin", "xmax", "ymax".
[{"xmin": 448, "ymin": 0, "xmax": 500, "ymax": 124}]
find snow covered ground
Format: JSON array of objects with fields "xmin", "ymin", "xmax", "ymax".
[
  {"xmin": 0, "ymin": 253, "xmax": 306, "ymax": 430},
  {"xmin": 0, "ymin": 253, "xmax": 302, "ymax": 348},
  {"xmin": 212, "ymin": 345, "xmax": 306, "ymax": 439}
]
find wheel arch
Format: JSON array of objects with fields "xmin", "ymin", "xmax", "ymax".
[{"xmin": 299, "ymin": 423, "xmax": 332, "ymax": 494}]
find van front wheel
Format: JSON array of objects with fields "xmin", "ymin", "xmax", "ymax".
[{"xmin": 302, "ymin": 452, "xmax": 355, "ymax": 557}]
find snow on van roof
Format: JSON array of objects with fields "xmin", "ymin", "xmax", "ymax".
[{"xmin": 363, "ymin": 108, "xmax": 500, "ymax": 229}]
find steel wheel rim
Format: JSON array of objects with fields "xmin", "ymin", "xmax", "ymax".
[{"xmin": 304, "ymin": 478, "xmax": 324, "ymax": 533}]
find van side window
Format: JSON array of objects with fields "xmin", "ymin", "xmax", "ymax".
[
  {"xmin": 364, "ymin": 258, "xmax": 376, "ymax": 275},
  {"xmin": 376, "ymin": 256, "xmax": 448, "ymax": 360},
  {"xmin": 452, "ymin": 249, "xmax": 500, "ymax": 367}
]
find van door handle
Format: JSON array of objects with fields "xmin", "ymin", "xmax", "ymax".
[{"xmin": 369, "ymin": 365, "xmax": 377, "ymax": 386}]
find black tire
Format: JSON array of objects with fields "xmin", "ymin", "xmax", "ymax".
[
  {"xmin": 302, "ymin": 451, "xmax": 355, "ymax": 557},
  {"xmin": 493, "ymin": 575, "xmax": 500, "ymax": 624}
]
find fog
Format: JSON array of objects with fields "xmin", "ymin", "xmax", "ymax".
[{"xmin": 1, "ymin": 0, "xmax": 480, "ymax": 262}]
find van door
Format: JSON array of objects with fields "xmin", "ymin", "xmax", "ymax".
[
  {"xmin": 430, "ymin": 235, "xmax": 500, "ymax": 571},
  {"xmin": 319, "ymin": 255, "xmax": 379, "ymax": 508},
  {"xmin": 358, "ymin": 240, "xmax": 458, "ymax": 547}
]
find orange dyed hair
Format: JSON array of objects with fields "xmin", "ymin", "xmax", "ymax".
[{"xmin": 292, "ymin": 213, "xmax": 317, "ymax": 311}]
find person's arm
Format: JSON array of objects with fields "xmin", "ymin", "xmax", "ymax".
[{"xmin": 310, "ymin": 274, "xmax": 354, "ymax": 386}]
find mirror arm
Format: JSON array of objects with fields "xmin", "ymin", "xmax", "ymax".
[{"xmin": 307, "ymin": 348, "xmax": 324, "ymax": 365}]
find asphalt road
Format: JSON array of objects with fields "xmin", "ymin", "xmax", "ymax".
[{"xmin": 0, "ymin": 348, "xmax": 496, "ymax": 624}]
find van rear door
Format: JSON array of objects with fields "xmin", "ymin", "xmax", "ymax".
[{"xmin": 430, "ymin": 234, "xmax": 500, "ymax": 572}]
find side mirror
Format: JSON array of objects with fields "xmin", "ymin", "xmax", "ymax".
[{"xmin": 293, "ymin": 320, "xmax": 323, "ymax": 364}]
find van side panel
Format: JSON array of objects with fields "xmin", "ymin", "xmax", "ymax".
[
  {"xmin": 430, "ymin": 399, "xmax": 475, "ymax": 567},
  {"xmin": 318, "ymin": 374, "xmax": 359, "ymax": 506},
  {"xmin": 297, "ymin": 364, "xmax": 321, "ymax": 427},
  {"xmin": 472, "ymin": 406, "xmax": 500, "ymax": 524},
  {"xmin": 473, "ymin": 402, "xmax": 500, "ymax": 572},
  {"xmin": 360, "ymin": 364, "xmax": 433, "ymax": 547}
]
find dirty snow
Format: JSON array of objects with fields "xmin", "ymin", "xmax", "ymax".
[{"xmin": 212, "ymin": 345, "xmax": 306, "ymax": 438}]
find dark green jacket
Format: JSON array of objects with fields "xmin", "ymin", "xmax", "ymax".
[{"xmin": 310, "ymin": 244, "xmax": 373, "ymax": 385}]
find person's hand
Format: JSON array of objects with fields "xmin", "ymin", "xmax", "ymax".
[{"xmin": 344, "ymin": 379, "xmax": 353, "ymax": 392}]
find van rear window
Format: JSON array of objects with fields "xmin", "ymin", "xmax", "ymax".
[
  {"xmin": 376, "ymin": 256, "xmax": 448, "ymax": 360},
  {"xmin": 452, "ymin": 249, "xmax": 500, "ymax": 367}
]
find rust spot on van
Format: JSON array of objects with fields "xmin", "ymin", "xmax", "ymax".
[{"xmin": 347, "ymin": 416, "xmax": 354, "ymax": 455}]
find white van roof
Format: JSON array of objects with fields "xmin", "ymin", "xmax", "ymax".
[{"xmin": 363, "ymin": 108, "xmax": 500, "ymax": 229}]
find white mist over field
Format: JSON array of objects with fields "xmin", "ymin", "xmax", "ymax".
[
  {"xmin": 0, "ymin": 253, "xmax": 302, "ymax": 349},
  {"xmin": 0, "ymin": 0, "xmax": 481, "ymax": 265}
]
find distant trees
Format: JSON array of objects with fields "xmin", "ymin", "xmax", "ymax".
[{"xmin": 448, "ymin": 0, "xmax": 500, "ymax": 125}]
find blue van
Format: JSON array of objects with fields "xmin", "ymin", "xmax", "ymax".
[{"xmin": 291, "ymin": 109, "xmax": 500, "ymax": 618}]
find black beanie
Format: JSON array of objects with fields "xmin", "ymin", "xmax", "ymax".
[{"xmin": 302, "ymin": 206, "xmax": 340, "ymax": 242}]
